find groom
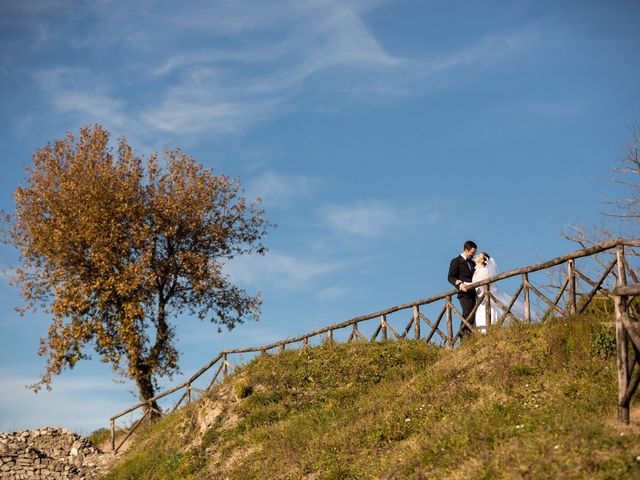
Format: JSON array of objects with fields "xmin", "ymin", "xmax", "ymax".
[{"xmin": 447, "ymin": 240, "xmax": 477, "ymax": 338}]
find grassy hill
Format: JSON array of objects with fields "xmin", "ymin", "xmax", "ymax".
[{"xmin": 102, "ymin": 315, "xmax": 640, "ymax": 479}]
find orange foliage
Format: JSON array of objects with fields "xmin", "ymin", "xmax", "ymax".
[{"xmin": 5, "ymin": 125, "xmax": 269, "ymax": 406}]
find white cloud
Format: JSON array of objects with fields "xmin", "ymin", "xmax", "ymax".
[
  {"xmin": 137, "ymin": 1, "xmax": 402, "ymax": 136},
  {"xmin": 321, "ymin": 199, "xmax": 423, "ymax": 238},
  {"xmin": 224, "ymin": 251, "xmax": 354, "ymax": 291},
  {"xmin": 305, "ymin": 5, "xmax": 401, "ymax": 69},
  {"xmin": 15, "ymin": 1, "xmax": 538, "ymax": 139},
  {"xmin": 142, "ymin": 67, "xmax": 281, "ymax": 136},
  {"xmin": 245, "ymin": 172, "xmax": 316, "ymax": 207},
  {"xmin": 315, "ymin": 285, "xmax": 353, "ymax": 301},
  {"xmin": 149, "ymin": 46, "xmax": 286, "ymax": 78},
  {"xmin": 435, "ymin": 30, "xmax": 537, "ymax": 71},
  {"xmin": 28, "ymin": 1, "xmax": 403, "ymax": 138},
  {"xmin": 33, "ymin": 67, "xmax": 132, "ymax": 134}
]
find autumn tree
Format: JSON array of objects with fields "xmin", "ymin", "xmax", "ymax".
[{"xmin": 5, "ymin": 124, "xmax": 269, "ymax": 415}]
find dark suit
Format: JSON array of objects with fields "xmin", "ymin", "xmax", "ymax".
[{"xmin": 448, "ymin": 255, "xmax": 477, "ymax": 334}]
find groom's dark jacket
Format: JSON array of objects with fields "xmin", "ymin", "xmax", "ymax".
[{"xmin": 448, "ymin": 256, "xmax": 477, "ymax": 299}]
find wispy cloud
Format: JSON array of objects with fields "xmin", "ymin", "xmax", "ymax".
[
  {"xmin": 33, "ymin": 67, "xmax": 131, "ymax": 134},
  {"xmin": 245, "ymin": 171, "xmax": 316, "ymax": 207},
  {"xmin": 137, "ymin": 1, "xmax": 402, "ymax": 136},
  {"xmin": 315, "ymin": 285, "xmax": 353, "ymax": 301},
  {"xmin": 321, "ymin": 199, "xmax": 437, "ymax": 238},
  {"xmin": 12, "ymin": 0, "xmax": 402, "ymax": 139},
  {"xmin": 427, "ymin": 30, "xmax": 537, "ymax": 74},
  {"xmin": 224, "ymin": 251, "xmax": 356, "ymax": 291},
  {"xmin": 143, "ymin": 75, "xmax": 275, "ymax": 136},
  {"xmin": 9, "ymin": 0, "xmax": 538, "ymax": 139}
]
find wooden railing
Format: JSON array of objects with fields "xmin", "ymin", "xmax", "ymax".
[{"xmin": 109, "ymin": 238, "xmax": 640, "ymax": 452}]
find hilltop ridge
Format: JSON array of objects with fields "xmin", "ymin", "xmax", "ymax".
[{"xmin": 103, "ymin": 315, "xmax": 640, "ymax": 479}]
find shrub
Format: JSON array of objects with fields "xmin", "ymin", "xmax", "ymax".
[
  {"xmin": 234, "ymin": 380, "xmax": 254, "ymax": 399},
  {"xmin": 87, "ymin": 427, "xmax": 111, "ymax": 447},
  {"xmin": 592, "ymin": 325, "xmax": 617, "ymax": 359}
]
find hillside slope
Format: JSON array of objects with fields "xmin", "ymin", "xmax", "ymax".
[{"xmin": 103, "ymin": 316, "xmax": 640, "ymax": 479}]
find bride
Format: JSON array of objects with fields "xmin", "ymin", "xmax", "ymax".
[{"xmin": 472, "ymin": 252, "xmax": 525, "ymax": 334}]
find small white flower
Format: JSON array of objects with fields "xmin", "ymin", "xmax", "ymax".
[{"xmin": 405, "ymin": 418, "xmax": 411, "ymax": 422}]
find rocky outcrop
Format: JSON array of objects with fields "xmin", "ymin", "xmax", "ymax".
[{"xmin": 0, "ymin": 428, "xmax": 109, "ymax": 480}]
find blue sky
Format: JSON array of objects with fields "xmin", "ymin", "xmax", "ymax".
[{"xmin": 0, "ymin": 0, "xmax": 639, "ymax": 434}]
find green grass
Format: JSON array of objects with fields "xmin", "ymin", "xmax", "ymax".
[
  {"xmin": 103, "ymin": 315, "xmax": 640, "ymax": 479},
  {"xmin": 87, "ymin": 428, "xmax": 112, "ymax": 447},
  {"xmin": 87, "ymin": 427, "xmax": 127, "ymax": 450}
]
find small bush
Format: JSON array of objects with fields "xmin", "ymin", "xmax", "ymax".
[
  {"xmin": 87, "ymin": 427, "xmax": 111, "ymax": 447},
  {"xmin": 592, "ymin": 325, "xmax": 616, "ymax": 358},
  {"xmin": 234, "ymin": 380, "xmax": 254, "ymax": 399}
]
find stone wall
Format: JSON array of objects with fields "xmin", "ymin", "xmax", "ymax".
[{"xmin": 0, "ymin": 428, "xmax": 109, "ymax": 480}]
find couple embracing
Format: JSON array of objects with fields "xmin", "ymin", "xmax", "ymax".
[{"xmin": 447, "ymin": 240, "xmax": 508, "ymax": 337}]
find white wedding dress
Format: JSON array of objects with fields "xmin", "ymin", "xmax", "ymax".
[{"xmin": 473, "ymin": 258, "xmax": 525, "ymax": 334}]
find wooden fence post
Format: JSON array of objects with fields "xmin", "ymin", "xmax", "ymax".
[
  {"xmin": 186, "ymin": 384, "xmax": 191, "ymax": 405},
  {"xmin": 413, "ymin": 305, "xmax": 420, "ymax": 340},
  {"xmin": 350, "ymin": 323, "xmax": 359, "ymax": 343},
  {"xmin": 484, "ymin": 284, "xmax": 492, "ymax": 330},
  {"xmin": 615, "ymin": 245, "xmax": 630, "ymax": 423},
  {"xmin": 381, "ymin": 315, "xmax": 388, "ymax": 341},
  {"xmin": 568, "ymin": 259, "xmax": 576, "ymax": 315},
  {"xmin": 446, "ymin": 296, "xmax": 453, "ymax": 347},
  {"xmin": 110, "ymin": 419, "xmax": 115, "ymax": 452},
  {"xmin": 223, "ymin": 353, "xmax": 228, "ymax": 378},
  {"xmin": 523, "ymin": 274, "xmax": 531, "ymax": 323}
]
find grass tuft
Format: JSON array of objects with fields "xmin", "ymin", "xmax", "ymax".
[{"xmin": 233, "ymin": 380, "xmax": 253, "ymax": 399}]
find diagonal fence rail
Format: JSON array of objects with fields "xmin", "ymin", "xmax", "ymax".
[{"xmin": 109, "ymin": 238, "xmax": 640, "ymax": 452}]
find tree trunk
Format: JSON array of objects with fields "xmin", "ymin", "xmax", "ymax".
[{"xmin": 135, "ymin": 370, "xmax": 161, "ymax": 421}]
